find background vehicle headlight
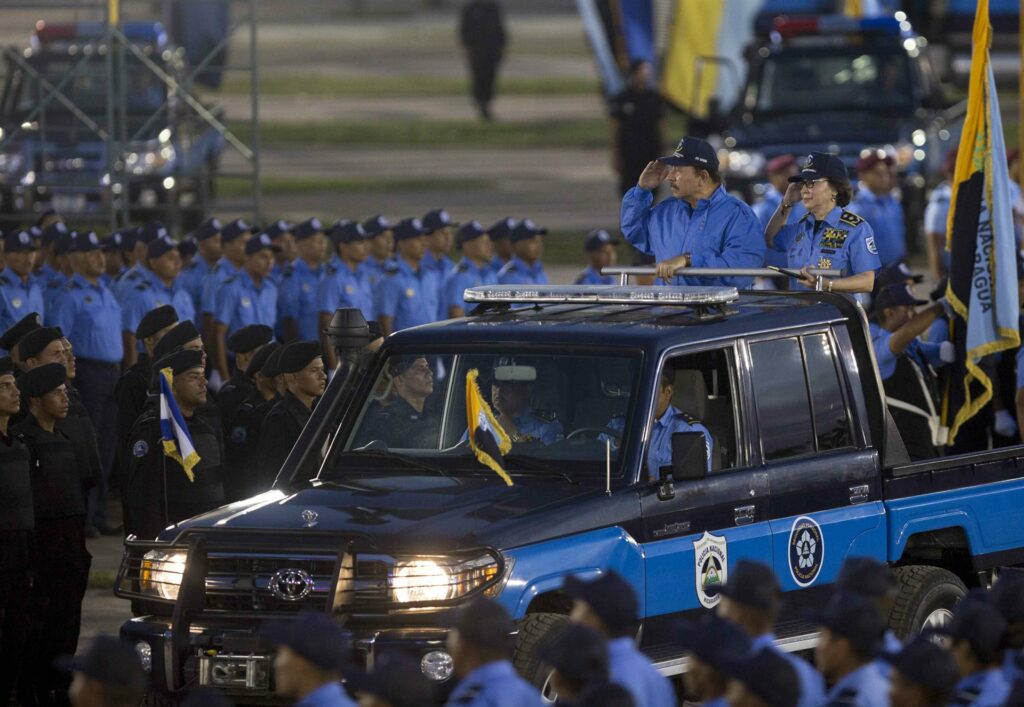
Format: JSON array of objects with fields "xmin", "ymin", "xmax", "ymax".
[
  {"xmin": 139, "ymin": 549, "xmax": 187, "ymax": 601},
  {"xmin": 390, "ymin": 554, "xmax": 501, "ymax": 605},
  {"xmin": 0, "ymin": 152, "xmax": 23, "ymax": 175},
  {"xmin": 719, "ymin": 149, "xmax": 766, "ymax": 179}
]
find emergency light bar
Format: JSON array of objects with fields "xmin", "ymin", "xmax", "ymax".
[
  {"xmin": 772, "ymin": 14, "xmax": 904, "ymax": 39},
  {"xmin": 463, "ymin": 285, "xmax": 740, "ymax": 306},
  {"xmin": 33, "ymin": 20, "xmax": 167, "ymax": 48}
]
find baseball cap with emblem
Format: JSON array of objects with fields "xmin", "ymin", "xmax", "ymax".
[
  {"xmin": 4, "ymin": 230, "xmax": 37, "ymax": 252},
  {"xmin": 875, "ymin": 261, "xmax": 924, "ymax": 289},
  {"xmin": 672, "ymin": 612, "xmax": 752, "ymax": 668},
  {"xmin": 263, "ymin": 219, "xmax": 294, "ymax": 241},
  {"xmin": 457, "ymin": 220, "xmax": 487, "ymax": 245},
  {"xmin": 790, "ymin": 152, "xmax": 850, "ymax": 186},
  {"xmin": 584, "ymin": 229, "xmax": 619, "ymax": 252},
  {"xmin": 137, "ymin": 220, "xmax": 168, "ymax": 244},
  {"xmin": 190, "ymin": 217, "xmax": 222, "ymax": 242},
  {"xmin": 806, "ymin": 591, "xmax": 886, "ymax": 655},
  {"xmin": 55, "ymin": 635, "xmax": 148, "ymax": 692},
  {"xmin": 487, "ymin": 217, "xmax": 516, "ymax": 241},
  {"xmin": 563, "ymin": 571, "xmax": 638, "ymax": 634},
  {"xmin": 393, "ymin": 217, "xmax": 427, "ymax": 242},
  {"xmin": 422, "ymin": 208, "xmax": 455, "ymax": 233},
  {"xmin": 262, "ymin": 610, "xmax": 351, "ymax": 673},
  {"xmin": 101, "ymin": 232, "xmax": 125, "ymax": 253},
  {"xmin": 293, "ymin": 217, "xmax": 324, "ymax": 241},
  {"xmin": 706, "ymin": 559, "xmax": 780, "ymax": 612},
  {"xmin": 221, "ymin": 218, "xmax": 252, "ymax": 243},
  {"xmin": 362, "ymin": 215, "xmax": 391, "ymax": 236},
  {"xmin": 719, "ymin": 646, "xmax": 799, "ymax": 707},
  {"xmin": 510, "ymin": 218, "xmax": 547, "ymax": 243},
  {"xmin": 19, "ymin": 362, "xmax": 66, "ymax": 398},
  {"xmin": 146, "ymin": 236, "xmax": 179, "ymax": 260},
  {"xmin": 657, "ymin": 135, "xmax": 720, "ymax": 172},
  {"xmin": 874, "ymin": 283, "xmax": 927, "ymax": 311},
  {"xmin": 136, "ymin": 304, "xmax": 179, "ymax": 341},
  {"xmin": 40, "ymin": 221, "xmax": 68, "ymax": 247},
  {"xmin": 450, "ymin": 597, "xmax": 516, "ymax": 654},
  {"xmin": 67, "ymin": 231, "xmax": 102, "ymax": 253},
  {"xmin": 178, "ymin": 237, "xmax": 198, "ymax": 261},
  {"xmin": 245, "ymin": 232, "xmax": 279, "ymax": 256},
  {"xmin": 878, "ymin": 634, "xmax": 959, "ymax": 695},
  {"xmin": 334, "ymin": 221, "xmax": 369, "ymax": 244}
]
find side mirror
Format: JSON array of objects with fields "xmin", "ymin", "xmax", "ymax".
[{"xmin": 671, "ymin": 431, "xmax": 707, "ymax": 482}]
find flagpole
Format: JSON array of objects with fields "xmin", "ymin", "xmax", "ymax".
[{"xmin": 162, "ymin": 446, "xmax": 169, "ymax": 530}]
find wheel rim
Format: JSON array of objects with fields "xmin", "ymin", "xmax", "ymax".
[
  {"xmin": 540, "ymin": 670, "xmax": 558, "ymax": 704},
  {"xmin": 922, "ymin": 607, "xmax": 954, "ymax": 630}
]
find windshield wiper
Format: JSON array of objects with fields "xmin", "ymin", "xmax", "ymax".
[{"xmin": 339, "ymin": 449, "xmax": 454, "ymax": 480}]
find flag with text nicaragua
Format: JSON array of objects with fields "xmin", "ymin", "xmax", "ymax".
[
  {"xmin": 159, "ymin": 368, "xmax": 200, "ymax": 482},
  {"xmin": 942, "ymin": 0, "xmax": 1020, "ymax": 444},
  {"xmin": 466, "ymin": 369, "xmax": 513, "ymax": 487}
]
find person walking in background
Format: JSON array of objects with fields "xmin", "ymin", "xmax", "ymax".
[
  {"xmin": 459, "ymin": 0, "xmax": 506, "ymax": 122},
  {"xmin": 610, "ymin": 60, "xmax": 663, "ymax": 198}
]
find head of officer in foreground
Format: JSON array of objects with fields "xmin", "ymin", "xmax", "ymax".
[
  {"xmin": 880, "ymin": 634, "xmax": 959, "ymax": 707},
  {"xmin": 710, "ymin": 559, "xmax": 781, "ymax": 639},
  {"xmin": 656, "ymin": 136, "xmax": 722, "ymax": 207},
  {"xmin": 58, "ymin": 635, "xmax": 148, "ymax": 707},
  {"xmin": 262, "ymin": 610, "xmax": 353, "ymax": 706}
]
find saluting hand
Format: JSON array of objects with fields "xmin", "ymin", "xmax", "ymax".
[
  {"xmin": 637, "ymin": 161, "xmax": 669, "ymax": 191},
  {"xmin": 782, "ymin": 182, "xmax": 802, "ymax": 208}
]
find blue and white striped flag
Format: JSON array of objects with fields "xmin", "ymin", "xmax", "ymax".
[{"xmin": 158, "ymin": 368, "xmax": 200, "ymax": 482}]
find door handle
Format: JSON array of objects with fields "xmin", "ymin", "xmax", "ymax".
[
  {"xmin": 734, "ymin": 505, "xmax": 755, "ymax": 525},
  {"xmin": 849, "ymin": 484, "xmax": 869, "ymax": 505}
]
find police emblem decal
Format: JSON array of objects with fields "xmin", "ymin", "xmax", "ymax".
[
  {"xmin": 818, "ymin": 257, "xmax": 832, "ymax": 270},
  {"xmin": 865, "ymin": 236, "xmax": 878, "ymax": 255},
  {"xmin": 693, "ymin": 531, "xmax": 728, "ymax": 608},
  {"xmin": 132, "ymin": 440, "xmax": 149, "ymax": 457},
  {"xmin": 788, "ymin": 516, "xmax": 824, "ymax": 587},
  {"xmin": 241, "ymin": 296, "xmax": 252, "ymax": 308},
  {"xmin": 230, "ymin": 426, "xmax": 246, "ymax": 443}
]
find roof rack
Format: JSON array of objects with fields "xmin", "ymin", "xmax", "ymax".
[{"xmin": 602, "ymin": 267, "xmax": 842, "ymax": 290}]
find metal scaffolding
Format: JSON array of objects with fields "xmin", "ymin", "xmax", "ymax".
[{"xmin": 0, "ymin": 0, "xmax": 261, "ymax": 233}]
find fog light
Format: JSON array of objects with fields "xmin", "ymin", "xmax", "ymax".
[
  {"xmin": 139, "ymin": 188, "xmax": 157, "ymax": 208},
  {"xmin": 134, "ymin": 641, "xmax": 152, "ymax": 672},
  {"xmin": 420, "ymin": 650, "xmax": 453, "ymax": 681}
]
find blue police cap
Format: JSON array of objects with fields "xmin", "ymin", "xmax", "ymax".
[
  {"xmin": 874, "ymin": 283, "xmax": 927, "ymax": 311},
  {"xmin": 990, "ymin": 568, "xmax": 1024, "ymax": 624},
  {"xmin": 658, "ymin": 135, "xmax": 719, "ymax": 172},
  {"xmin": 806, "ymin": 592, "xmax": 886, "ymax": 655},
  {"xmin": 345, "ymin": 651, "xmax": 432, "ymax": 707},
  {"xmin": 67, "ymin": 231, "xmax": 102, "ymax": 254},
  {"xmin": 487, "ymin": 217, "xmax": 516, "ymax": 241},
  {"xmin": 836, "ymin": 556, "xmax": 895, "ymax": 601},
  {"xmin": 563, "ymin": 571, "xmax": 637, "ymax": 634},
  {"xmin": 584, "ymin": 229, "xmax": 619, "ymax": 252},
  {"xmin": 422, "ymin": 208, "xmax": 455, "ymax": 233},
  {"xmin": 334, "ymin": 220, "xmax": 369, "ymax": 244},
  {"xmin": 245, "ymin": 232, "xmax": 279, "ymax": 256},
  {"xmin": 935, "ymin": 592, "xmax": 1007, "ymax": 659},
  {"xmin": 178, "ymin": 237, "xmax": 198, "ymax": 261},
  {"xmin": 147, "ymin": 236, "xmax": 179, "ymax": 260},
  {"xmin": 263, "ymin": 219, "xmax": 294, "ymax": 241},
  {"xmin": 293, "ymin": 217, "xmax": 324, "ymax": 241},
  {"xmin": 456, "ymin": 220, "xmax": 487, "ymax": 245},
  {"xmin": 719, "ymin": 646, "xmax": 799, "ymax": 707},
  {"xmin": 221, "ymin": 219, "xmax": 252, "ymax": 243},
  {"xmin": 101, "ymin": 232, "xmax": 125, "ymax": 253},
  {"xmin": 450, "ymin": 597, "xmax": 515, "ymax": 655},
  {"xmin": 138, "ymin": 220, "xmax": 169, "ymax": 244},
  {"xmin": 262, "ymin": 611, "xmax": 351, "ymax": 673},
  {"xmin": 393, "ymin": 217, "xmax": 427, "ymax": 242},
  {"xmin": 878, "ymin": 634, "xmax": 959, "ymax": 694},
  {"xmin": 875, "ymin": 261, "xmax": 924, "ymax": 290},
  {"xmin": 361, "ymin": 215, "xmax": 391, "ymax": 236},
  {"xmin": 190, "ymin": 217, "xmax": 222, "ymax": 242},
  {"xmin": 706, "ymin": 559, "xmax": 780, "ymax": 613},
  {"xmin": 4, "ymin": 230, "xmax": 37, "ymax": 253},
  {"xmin": 55, "ymin": 635, "xmax": 148, "ymax": 692},
  {"xmin": 40, "ymin": 221, "xmax": 68, "ymax": 247},
  {"xmin": 672, "ymin": 613, "xmax": 752, "ymax": 668},
  {"xmin": 789, "ymin": 151, "xmax": 850, "ymax": 186},
  {"xmin": 510, "ymin": 218, "xmax": 547, "ymax": 243}
]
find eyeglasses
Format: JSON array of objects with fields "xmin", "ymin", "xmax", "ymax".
[{"xmin": 799, "ymin": 178, "xmax": 828, "ymax": 190}]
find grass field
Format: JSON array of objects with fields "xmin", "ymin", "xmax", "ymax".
[
  {"xmin": 219, "ymin": 74, "xmax": 598, "ymax": 97},
  {"xmin": 216, "ymin": 175, "xmax": 493, "ymax": 198}
]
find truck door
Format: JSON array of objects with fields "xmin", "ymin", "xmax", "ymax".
[
  {"xmin": 637, "ymin": 345, "xmax": 772, "ymax": 654},
  {"xmin": 746, "ymin": 331, "xmax": 886, "ymax": 626}
]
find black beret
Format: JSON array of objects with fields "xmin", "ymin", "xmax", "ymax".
[
  {"xmin": 247, "ymin": 341, "xmax": 280, "ymax": 377},
  {"xmin": 226, "ymin": 324, "xmax": 274, "ymax": 355},
  {"xmin": 136, "ymin": 304, "xmax": 179, "ymax": 341},
  {"xmin": 19, "ymin": 362, "xmax": 66, "ymax": 398},
  {"xmin": 260, "ymin": 345, "xmax": 284, "ymax": 378},
  {"xmin": 0, "ymin": 356, "xmax": 14, "ymax": 377},
  {"xmin": 0, "ymin": 312, "xmax": 42, "ymax": 351},
  {"xmin": 153, "ymin": 320, "xmax": 201, "ymax": 361},
  {"xmin": 153, "ymin": 348, "xmax": 205, "ymax": 377},
  {"xmin": 19, "ymin": 327, "xmax": 63, "ymax": 361},
  {"xmin": 277, "ymin": 341, "xmax": 321, "ymax": 374}
]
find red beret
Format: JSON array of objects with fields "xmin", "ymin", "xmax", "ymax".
[
  {"xmin": 856, "ymin": 149, "xmax": 894, "ymax": 173},
  {"xmin": 766, "ymin": 154, "xmax": 796, "ymax": 175}
]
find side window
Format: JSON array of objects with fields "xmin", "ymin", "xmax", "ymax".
[
  {"xmin": 749, "ymin": 337, "xmax": 815, "ymax": 460},
  {"xmin": 662, "ymin": 348, "xmax": 740, "ymax": 471},
  {"xmin": 802, "ymin": 333, "xmax": 853, "ymax": 451}
]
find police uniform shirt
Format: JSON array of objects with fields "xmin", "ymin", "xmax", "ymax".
[
  {"xmin": 751, "ymin": 184, "xmax": 808, "ymax": 230},
  {"xmin": 278, "ymin": 258, "xmax": 324, "ymax": 341},
  {"xmin": 443, "ymin": 257, "xmax": 498, "ymax": 316},
  {"xmin": 608, "ymin": 637, "xmax": 676, "ymax": 707},
  {"xmin": 751, "ymin": 634, "xmax": 825, "ymax": 707},
  {"xmin": 122, "ymin": 273, "xmax": 196, "ymax": 337},
  {"xmin": 295, "ymin": 681, "xmax": 356, "ymax": 707},
  {"xmin": 50, "ymin": 273, "xmax": 124, "ymax": 363},
  {"xmin": 575, "ymin": 266, "xmax": 613, "ymax": 286},
  {"xmin": 362, "ymin": 257, "xmax": 391, "ymax": 290},
  {"xmin": 950, "ymin": 668, "xmax": 1011, "ymax": 707},
  {"xmin": 423, "ymin": 250, "xmax": 455, "ymax": 282},
  {"xmin": 0, "ymin": 271, "xmax": 45, "ymax": 334},
  {"xmin": 851, "ymin": 186, "xmax": 906, "ymax": 266},
  {"xmin": 771, "ymin": 207, "xmax": 881, "ymax": 291},
  {"xmin": 214, "ymin": 270, "xmax": 278, "ymax": 336},
  {"xmin": 621, "ymin": 184, "xmax": 766, "ymax": 289},
  {"xmin": 822, "ymin": 661, "xmax": 889, "ymax": 707},
  {"xmin": 497, "ymin": 255, "xmax": 548, "ymax": 286},
  {"xmin": 113, "ymin": 262, "xmax": 149, "ymax": 304},
  {"xmin": 269, "ymin": 260, "xmax": 291, "ymax": 287},
  {"xmin": 374, "ymin": 259, "xmax": 438, "ymax": 331},
  {"xmin": 317, "ymin": 261, "xmax": 374, "ymax": 323},
  {"xmin": 37, "ymin": 263, "xmax": 68, "ymax": 315},
  {"xmin": 608, "ymin": 405, "xmax": 711, "ymax": 479},
  {"xmin": 444, "ymin": 660, "xmax": 543, "ymax": 707},
  {"xmin": 179, "ymin": 257, "xmax": 213, "ymax": 313},
  {"xmin": 488, "ymin": 254, "xmax": 507, "ymax": 276},
  {"xmin": 869, "ymin": 322, "xmax": 945, "ymax": 381},
  {"xmin": 199, "ymin": 257, "xmax": 241, "ymax": 317}
]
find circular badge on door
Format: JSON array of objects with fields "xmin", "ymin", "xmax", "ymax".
[{"xmin": 788, "ymin": 516, "xmax": 824, "ymax": 587}]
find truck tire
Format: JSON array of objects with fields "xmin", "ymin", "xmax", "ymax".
[
  {"xmin": 889, "ymin": 565, "xmax": 966, "ymax": 639},
  {"xmin": 514, "ymin": 612, "xmax": 568, "ymax": 701}
]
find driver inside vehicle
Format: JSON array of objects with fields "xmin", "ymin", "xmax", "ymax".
[{"xmin": 490, "ymin": 357, "xmax": 564, "ymax": 446}]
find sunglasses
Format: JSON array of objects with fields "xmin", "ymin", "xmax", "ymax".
[{"xmin": 799, "ymin": 178, "xmax": 829, "ymax": 189}]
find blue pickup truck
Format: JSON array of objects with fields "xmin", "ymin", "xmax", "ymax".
[{"xmin": 115, "ymin": 284, "xmax": 1024, "ymax": 702}]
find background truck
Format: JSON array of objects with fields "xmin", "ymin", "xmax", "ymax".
[{"xmin": 115, "ymin": 283, "xmax": 1024, "ymax": 703}]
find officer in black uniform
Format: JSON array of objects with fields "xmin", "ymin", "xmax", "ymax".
[
  {"xmin": 357, "ymin": 356, "xmax": 439, "ymax": 449},
  {"xmin": 537, "ymin": 623, "xmax": 635, "ymax": 707},
  {"xmin": 250, "ymin": 345, "xmax": 285, "ymax": 442},
  {"xmin": 125, "ymin": 348, "xmax": 225, "ymax": 540},
  {"xmin": 223, "ymin": 340, "xmax": 281, "ymax": 501},
  {"xmin": 459, "ymin": 0, "xmax": 506, "ymax": 122},
  {"xmin": 257, "ymin": 341, "xmax": 325, "ymax": 489},
  {"xmin": 14, "ymin": 363, "xmax": 91, "ymax": 706},
  {"xmin": 217, "ymin": 323, "xmax": 274, "ymax": 437},
  {"xmin": 0, "ymin": 312, "xmax": 42, "ymax": 367},
  {"xmin": 0, "ymin": 357, "xmax": 33, "ymax": 705}
]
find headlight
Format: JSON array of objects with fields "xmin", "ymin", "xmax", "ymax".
[
  {"xmin": 124, "ymin": 142, "xmax": 176, "ymax": 176},
  {"xmin": 139, "ymin": 549, "xmax": 187, "ymax": 601},
  {"xmin": 0, "ymin": 152, "xmax": 23, "ymax": 175},
  {"xmin": 720, "ymin": 149, "xmax": 766, "ymax": 179},
  {"xmin": 390, "ymin": 554, "xmax": 501, "ymax": 605}
]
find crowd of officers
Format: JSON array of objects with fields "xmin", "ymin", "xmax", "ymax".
[{"xmin": 47, "ymin": 555, "xmax": 1024, "ymax": 707}]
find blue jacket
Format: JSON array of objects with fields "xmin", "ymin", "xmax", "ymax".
[
  {"xmin": 444, "ymin": 661, "xmax": 543, "ymax": 707},
  {"xmin": 620, "ymin": 184, "xmax": 765, "ymax": 288}
]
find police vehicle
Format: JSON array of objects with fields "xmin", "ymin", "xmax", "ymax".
[
  {"xmin": 115, "ymin": 278, "xmax": 1024, "ymax": 703},
  {"xmin": 0, "ymin": 21, "xmax": 224, "ymax": 224}
]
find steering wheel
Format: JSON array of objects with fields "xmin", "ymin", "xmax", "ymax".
[{"xmin": 566, "ymin": 426, "xmax": 622, "ymax": 443}]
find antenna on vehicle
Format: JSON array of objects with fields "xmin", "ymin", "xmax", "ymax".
[{"xmin": 605, "ymin": 439, "xmax": 611, "ymax": 496}]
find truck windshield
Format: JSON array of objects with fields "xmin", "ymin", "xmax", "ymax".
[
  {"xmin": 320, "ymin": 350, "xmax": 641, "ymax": 483},
  {"xmin": 753, "ymin": 49, "xmax": 913, "ymax": 114}
]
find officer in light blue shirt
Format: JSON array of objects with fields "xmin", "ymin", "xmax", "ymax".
[
  {"xmin": 318, "ymin": 221, "xmax": 374, "ymax": 323},
  {"xmin": 575, "ymin": 229, "xmax": 619, "ymax": 285},
  {"xmin": 361, "ymin": 215, "xmax": 394, "ymax": 290},
  {"xmin": 34, "ymin": 221, "xmax": 68, "ymax": 293},
  {"xmin": 121, "ymin": 236, "xmax": 196, "ymax": 359},
  {"xmin": 100, "ymin": 230, "xmax": 129, "ymax": 289},
  {"xmin": 766, "ymin": 152, "xmax": 880, "ymax": 294},
  {"xmin": 442, "ymin": 220, "xmax": 498, "ymax": 319},
  {"xmin": 486, "ymin": 217, "xmax": 516, "ymax": 276},
  {"xmin": 444, "ymin": 598, "xmax": 543, "ymax": 707},
  {"xmin": 564, "ymin": 571, "xmax": 675, "ymax": 707},
  {"xmin": 497, "ymin": 219, "xmax": 549, "ymax": 285},
  {"xmin": 880, "ymin": 634, "xmax": 960, "ymax": 707},
  {"xmin": 834, "ymin": 556, "xmax": 901, "ymax": 676},
  {"xmin": 213, "ymin": 232, "xmax": 278, "ymax": 383},
  {"xmin": 0, "ymin": 230, "xmax": 45, "ymax": 332},
  {"xmin": 373, "ymin": 218, "xmax": 438, "ymax": 335},
  {"xmin": 810, "ymin": 592, "xmax": 890, "ymax": 707},
  {"xmin": 278, "ymin": 217, "xmax": 326, "ymax": 342},
  {"xmin": 199, "ymin": 218, "xmax": 250, "ymax": 321},
  {"xmin": 622, "ymin": 135, "xmax": 765, "ymax": 288},
  {"xmin": 262, "ymin": 612, "xmax": 356, "ymax": 707},
  {"xmin": 938, "ymin": 596, "xmax": 1011, "ymax": 707},
  {"xmin": 114, "ymin": 221, "xmax": 166, "ymax": 304},
  {"xmin": 986, "ymin": 570, "xmax": 1024, "ymax": 684},
  {"xmin": 422, "ymin": 208, "xmax": 456, "ymax": 318},
  {"xmin": 42, "ymin": 230, "xmax": 74, "ymax": 315},
  {"xmin": 264, "ymin": 219, "xmax": 296, "ymax": 286},
  {"xmin": 752, "ymin": 154, "xmax": 808, "ymax": 230},
  {"xmin": 178, "ymin": 217, "xmax": 222, "ymax": 311},
  {"xmin": 490, "ymin": 356, "xmax": 563, "ymax": 445},
  {"xmin": 674, "ymin": 612, "xmax": 752, "ymax": 707},
  {"xmin": 851, "ymin": 149, "xmax": 906, "ymax": 267}
]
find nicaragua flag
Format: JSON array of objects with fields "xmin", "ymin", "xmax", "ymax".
[
  {"xmin": 465, "ymin": 369, "xmax": 513, "ymax": 487},
  {"xmin": 941, "ymin": 0, "xmax": 1020, "ymax": 444},
  {"xmin": 159, "ymin": 367, "xmax": 200, "ymax": 482}
]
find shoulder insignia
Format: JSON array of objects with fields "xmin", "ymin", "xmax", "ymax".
[
  {"xmin": 533, "ymin": 409, "xmax": 556, "ymax": 422},
  {"xmin": 126, "ymin": 271, "xmax": 141, "ymax": 281},
  {"xmin": 223, "ymin": 275, "xmax": 238, "ymax": 285},
  {"xmin": 839, "ymin": 210, "xmax": 864, "ymax": 227},
  {"xmin": 456, "ymin": 261, "xmax": 470, "ymax": 273},
  {"xmin": 326, "ymin": 265, "xmax": 338, "ymax": 276},
  {"xmin": 385, "ymin": 265, "xmax": 400, "ymax": 276},
  {"xmin": 132, "ymin": 439, "xmax": 149, "ymax": 457},
  {"xmin": 677, "ymin": 411, "xmax": 697, "ymax": 424},
  {"xmin": 498, "ymin": 262, "xmax": 515, "ymax": 276}
]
